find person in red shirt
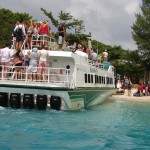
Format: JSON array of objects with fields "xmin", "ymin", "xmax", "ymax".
[
  {"xmin": 39, "ymin": 21, "xmax": 49, "ymax": 48},
  {"xmin": 137, "ymin": 83, "xmax": 143, "ymax": 96}
]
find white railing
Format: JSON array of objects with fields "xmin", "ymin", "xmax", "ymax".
[
  {"xmin": 11, "ymin": 35, "xmax": 58, "ymax": 51},
  {"xmin": 31, "ymin": 35, "xmax": 57, "ymax": 50},
  {"xmin": 0, "ymin": 65, "xmax": 74, "ymax": 88}
]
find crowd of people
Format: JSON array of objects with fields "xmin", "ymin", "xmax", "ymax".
[
  {"xmin": 116, "ymin": 76, "xmax": 150, "ymax": 97},
  {"xmin": 0, "ymin": 43, "xmax": 49, "ymax": 81},
  {"xmin": 134, "ymin": 81, "xmax": 150, "ymax": 97},
  {"xmin": 12, "ymin": 19, "xmax": 52, "ymax": 50},
  {"xmin": 0, "ymin": 18, "xmax": 110, "ymax": 81}
]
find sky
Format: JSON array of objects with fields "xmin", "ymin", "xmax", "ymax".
[{"xmin": 0, "ymin": 0, "xmax": 141, "ymax": 50}]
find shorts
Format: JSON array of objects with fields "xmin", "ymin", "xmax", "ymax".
[
  {"xmin": 16, "ymin": 36, "xmax": 24, "ymax": 42},
  {"xmin": 15, "ymin": 63, "xmax": 22, "ymax": 66},
  {"xmin": 27, "ymin": 64, "xmax": 38, "ymax": 73},
  {"xmin": 40, "ymin": 34, "xmax": 48, "ymax": 39},
  {"xmin": 38, "ymin": 61, "xmax": 46, "ymax": 72},
  {"xmin": 14, "ymin": 63, "xmax": 22, "ymax": 71},
  {"xmin": 58, "ymin": 36, "xmax": 64, "ymax": 45},
  {"xmin": 1, "ymin": 62, "xmax": 9, "ymax": 68}
]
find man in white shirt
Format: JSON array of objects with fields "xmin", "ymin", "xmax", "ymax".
[{"xmin": 0, "ymin": 44, "xmax": 12, "ymax": 79}]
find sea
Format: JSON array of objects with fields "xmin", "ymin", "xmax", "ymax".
[{"xmin": 0, "ymin": 99, "xmax": 150, "ymax": 150}]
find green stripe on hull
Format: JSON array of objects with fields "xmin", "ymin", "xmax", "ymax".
[{"xmin": 68, "ymin": 89, "xmax": 115, "ymax": 108}]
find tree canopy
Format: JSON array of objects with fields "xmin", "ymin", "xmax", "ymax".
[
  {"xmin": 132, "ymin": 0, "xmax": 150, "ymax": 71},
  {"xmin": 0, "ymin": 8, "xmax": 31, "ymax": 47}
]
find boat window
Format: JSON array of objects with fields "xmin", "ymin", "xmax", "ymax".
[
  {"xmin": 85, "ymin": 74, "xmax": 87, "ymax": 83},
  {"xmin": 107, "ymin": 77, "xmax": 109, "ymax": 84},
  {"xmin": 88, "ymin": 74, "xmax": 91, "ymax": 83},
  {"xmin": 99, "ymin": 76, "xmax": 101, "ymax": 84},
  {"xmin": 104, "ymin": 77, "xmax": 106, "ymax": 84},
  {"xmin": 95, "ymin": 75, "xmax": 97, "ymax": 83},
  {"xmin": 97, "ymin": 76, "xmax": 99, "ymax": 83},
  {"xmin": 91, "ymin": 75, "xmax": 93, "ymax": 83}
]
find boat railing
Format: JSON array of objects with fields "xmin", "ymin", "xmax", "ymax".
[
  {"xmin": 11, "ymin": 35, "xmax": 58, "ymax": 51},
  {"xmin": 88, "ymin": 59, "xmax": 104, "ymax": 70},
  {"xmin": 0, "ymin": 65, "xmax": 75, "ymax": 88},
  {"xmin": 31, "ymin": 35, "xmax": 58, "ymax": 50}
]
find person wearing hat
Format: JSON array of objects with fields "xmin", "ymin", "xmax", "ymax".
[
  {"xmin": 102, "ymin": 49, "xmax": 108, "ymax": 61},
  {"xmin": 27, "ymin": 47, "xmax": 39, "ymax": 81},
  {"xmin": 58, "ymin": 21, "xmax": 66, "ymax": 50}
]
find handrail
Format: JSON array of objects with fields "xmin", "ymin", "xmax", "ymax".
[
  {"xmin": 31, "ymin": 35, "xmax": 57, "ymax": 50},
  {"xmin": 11, "ymin": 35, "xmax": 57, "ymax": 51},
  {"xmin": 0, "ymin": 65, "xmax": 74, "ymax": 88}
]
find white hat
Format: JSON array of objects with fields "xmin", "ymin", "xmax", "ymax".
[{"xmin": 38, "ymin": 21, "xmax": 42, "ymax": 24}]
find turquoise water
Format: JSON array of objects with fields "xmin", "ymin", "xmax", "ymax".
[{"xmin": 0, "ymin": 100, "xmax": 150, "ymax": 150}]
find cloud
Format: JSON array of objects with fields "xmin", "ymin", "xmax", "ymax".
[{"xmin": 1, "ymin": 0, "xmax": 141, "ymax": 50}]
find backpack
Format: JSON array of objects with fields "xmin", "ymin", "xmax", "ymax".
[{"xmin": 15, "ymin": 27, "xmax": 23, "ymax": 37}]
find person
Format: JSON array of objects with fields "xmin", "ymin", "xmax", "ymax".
[
  {"xmin": 32, "ymin": 21, "xmax": 40, "ymax": 47},
  {"xmin": 12, "ymin": 49, "xmax": 24, "ymax": 80},
  {"xmin": 13, "ymin": 21, "xmax": 26, "ymax": 50},
  {"xmin": 102, "ymin": 49, "xmax": 108, "ymax": 61},
  {"xmin": 37, "ymin": 45, "xmax": 49, "ymax": 81},
  {"xmin": 0, "ymin": 43, "xmax": 12, "ymax": 79},
  {"xmin": 58, "ymin": 21, "xmax": 66, "ymax": 50},
  {"xmin": 137, "ymin": 83, "xmax": 143, "ymax": 96},
  {"xmin": 127, "ymin": 83, "xmax": 132, "ymax": 96},
  {"xmin": 26, "ymin": 20, "xmax": 34, "ymax": 49},
  {"xmin": 91, "ymin": 49, "xmax": 98, "ymax": 65},
  {"xmin": 27, "ymin": 48, "xmax": 38, "ymax": 81},
  {"xmin": 67, "ymin": 42, "xmax": 76, "ymax": 52},
  {"xmin": 39, "ymin": 20, "xmax": 49, "ymax": 47},
  {"xmin": 124, "ymin": 77, "xmax": 129, "ymax": 88}
]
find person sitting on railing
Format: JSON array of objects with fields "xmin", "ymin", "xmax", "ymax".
[
  {"xmin": 39, "ymin": 20, "xmax": 49, "ymax": 48},
  {"xmin": 27, "ymin": 47, "xmax": 38, "ymax": 81},
  {"xmin": 37, "ymin": 45, "xmax": 49, "ymax": 81},
  {"xmin": 0, "ymin": 43, "xmax": 12, "ymax": 79},
  {"xmin": 12, "ymin": 49, "xmax": 24, "ymax": 80}
]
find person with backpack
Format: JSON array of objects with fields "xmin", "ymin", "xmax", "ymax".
[{"xmin": 13, "ymin": 21, "xmax": 26, "ymax": 50}]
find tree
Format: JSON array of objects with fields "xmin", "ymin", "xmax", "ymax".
[
  {"xmin": 0, "ymin": 8, "xmax": 32, "ymax": 47},
  {"xmin": 131, "ymin": 0, "xmax": 150, "ymax": 81},
  {"xmin": 41, "ymin": 8, "xmax": 85, "ymax": 33}
]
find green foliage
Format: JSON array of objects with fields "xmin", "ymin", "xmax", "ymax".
[
  {"xmin": 66, "ymin": 33, "xmax": 90, "ymax": 43},
  {"xmin": 0, "ymin": 8, "xmax": 32, "ymax": 47},
  {"xmin": 132, "ymin": 0, "xmax": 150, "ymax": 71},
  {"xmin": 41, "ymin": 8, "xmax": 85, "ymax": 33}
]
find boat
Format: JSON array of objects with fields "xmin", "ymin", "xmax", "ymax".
[{"xmin": 0, "ymin": 35, "xmax": 116, "ymax": 110}]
